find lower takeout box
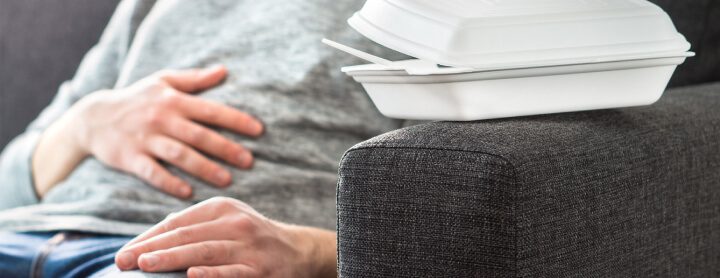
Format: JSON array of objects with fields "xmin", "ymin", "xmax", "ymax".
[
  {"xmin": 331, "ymin": 0, "xmax": 694, "ymax": 121},
  {"xmin": 343, "ymin": 55, "xmax": 692, "ymax": 121}
]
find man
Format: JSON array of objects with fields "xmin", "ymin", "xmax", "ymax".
[{"xmin": 0, "ymin": 0, "xmax": 404, "ymax": 276}]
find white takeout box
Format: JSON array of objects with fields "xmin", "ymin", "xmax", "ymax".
[{"xmin": 337, "ymin": 0, "xmax": 694, "ymax": 121}]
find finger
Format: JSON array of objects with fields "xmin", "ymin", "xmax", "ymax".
[
  {"xmin": 145, "ymin": 135, "xmax": 232, "ymax": 187},
  {"xmin": 162, "ymin": 117, "xmax": 253, "ymax": 169},
  {"xmin": 138, "ymin": 241, "xmax": 240, "ymax": 272},
  {"xmin": 122, "ymin": 153, "xmax": 192, "ymax": 199},
  {"xmin": 118, "ymin": 219, "xmax": 234, "ymax": 269},
  {"xmin": 175, "ymin": 95, "xmax": 264, "ymax": 137},
  {"xmin": 188, "ymin": 265, "xmax": 258, "ymax": 278},
  {"xmin": 119, "ymin": 199, "xmax": 227, "ymax": 253},
  {"xmin": 157, "ymin": 65, "xmax": 227, "ymax": 93}
]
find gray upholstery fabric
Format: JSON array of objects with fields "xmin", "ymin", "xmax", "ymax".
[
  {"xmin": 0, "ymin": 0, "xmax": 119, "ymax": 149},
  {"xmin": 337, "ymin": 83, "xmax": 720, "ymax": 277}
]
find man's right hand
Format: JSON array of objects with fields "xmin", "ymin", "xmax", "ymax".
[{"xmin": 32, "ymin": 65, "xmax": 263, "ymax": 199}]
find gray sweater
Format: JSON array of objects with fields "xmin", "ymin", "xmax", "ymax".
[{"xmin": 0, "ymin": 0, "xmax": 404, "ymax": 235}]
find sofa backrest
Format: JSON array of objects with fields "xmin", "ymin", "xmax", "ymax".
[
  {"xmin": 651, "ymin": 0, "xmax": 720, "ymax": 87},
  {"xmin": 0, "ymin": 0, "xmax": 120, "ymax": 149}
]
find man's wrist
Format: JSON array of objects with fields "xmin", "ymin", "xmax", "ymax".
[
  {"xmin": 286, "ymin": 224, "xmax": 338, "ymax": 278},
  {"xmin": 311, "ymin": 228, "xmax": 338, "ymax": 278}
]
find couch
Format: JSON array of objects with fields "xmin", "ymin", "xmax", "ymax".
[
  {"xmin": 2, "ymin": 1, "xmax": 719, "ymax": 277},
  {"xmin": 337, "ymin": 1, "xmax": 720, "ymax": 277}
]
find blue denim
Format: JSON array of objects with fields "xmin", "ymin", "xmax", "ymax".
[{"xmin": 0, "ymin": 231, "xmax": 131, "ymax": 278}]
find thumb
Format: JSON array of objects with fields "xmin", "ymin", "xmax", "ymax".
[{"xmin": 157, "ymin": 65, "xmax": 227, "ymax": 93}]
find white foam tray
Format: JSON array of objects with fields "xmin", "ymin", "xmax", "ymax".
[
  {"xmin": 345, "ymin": 56, "xmax": 691, "ymax": 121},
  {"xmin": 329, "ymin": 0, "xmax": 694, "ymax": 121}
]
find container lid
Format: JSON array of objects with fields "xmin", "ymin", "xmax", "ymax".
[{"xmin": 348, "ymin": 0, "xmax": 692, "ymax": 70}]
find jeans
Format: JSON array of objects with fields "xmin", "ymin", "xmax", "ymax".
[
  {"xmin": 0, "ymin": 232, "xmax": 131, "ymax": 278},
  {"xmin": 0, "ymin": 231, "xmax": 188, "ymax": 278}
]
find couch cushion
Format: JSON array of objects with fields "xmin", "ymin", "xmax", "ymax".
[{"xmin": 337, "ymin": 82, "xmax": 720, "ymax": 277}]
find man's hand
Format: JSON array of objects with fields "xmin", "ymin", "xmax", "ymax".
[
  {"xmin": 32, "ymin": 65, "xmax": 263, "ymax": 198},
  {"xmin": 114, "ymin": 197, "xmax": 338, "ymax": 278}
]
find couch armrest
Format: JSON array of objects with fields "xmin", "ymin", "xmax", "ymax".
[{"xmin": 337, "ymin": 83, "xmax": 720, "ymax": 277}]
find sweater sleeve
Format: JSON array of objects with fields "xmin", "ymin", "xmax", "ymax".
[{"xmin": 0, "ymin": 0, "xmax": 157, "ymax": 210}]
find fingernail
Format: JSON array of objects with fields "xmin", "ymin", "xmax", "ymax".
[
  {"xmin": 238, "ymin": 152, "xmax": 252, "ymax": 168},
  {"xmin": 208, "ymin": 64, "xmax": 224, "ymax": 72},
  {"xmin": 179, "ymin": 186, "xmax": 192, "ymax": 197},
  {"xmin": 116, "ymin": 252, "xmax": 134, "ymax": 269},
  {"xmin": 141, "ymin": 254, "xmax": 160, "ymax": 268},
  {"xmin": 215, "ymin": 171, "xmax": 230, "ymax": 184},
  {"xmin": 191, "ymin": 268, "xmax": 206, "ymax": 278},
  {"xmin": 200, "ymin": 65, "xmax": 225, "ymax": 79},
  {"xmin": 250, "ymin": 121, "xmax": 264, "ymax": 136}
]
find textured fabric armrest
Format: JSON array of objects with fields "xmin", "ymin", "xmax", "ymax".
[{"xmin": 337, "ymin": 83, "xmax": 720, "ymax": 277}]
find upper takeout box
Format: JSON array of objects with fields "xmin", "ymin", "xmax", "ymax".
[{"xmin": 348, "ymin": 0, "xmax": 691, "ymax": 70}]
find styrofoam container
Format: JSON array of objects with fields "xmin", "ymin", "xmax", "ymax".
[
  {"xmin": 335, "ymin": 0, "xmax": 694, "ymax": 121},
  {"xmin": 344, "ymin": 55, "xmax": 691, "ymax": 121}
]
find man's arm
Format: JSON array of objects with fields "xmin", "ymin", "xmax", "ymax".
[{"xmin": 0, "ymin": 0, "xmax": 157, "ymax": 209}]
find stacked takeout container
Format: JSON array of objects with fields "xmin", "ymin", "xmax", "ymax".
[{"xmin": 333, "ymin": 0, "xmax": 694, "ymax": 121}]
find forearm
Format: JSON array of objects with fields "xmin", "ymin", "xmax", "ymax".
[{"xmin": 32, "ymin": 107, "xmax": 88, "ymax": 198}]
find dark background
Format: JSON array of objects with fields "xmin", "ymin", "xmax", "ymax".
[
  {"xmin": 0, "ymin": 0, "xmax": 119, "ymax": 149},
  {"xmin": 0, "ymin": 1, "xmax": 718, "ymax": 149}
]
